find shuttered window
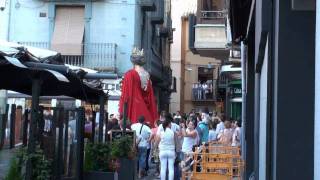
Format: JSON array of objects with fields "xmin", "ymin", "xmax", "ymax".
[{"xmin": 51, "ymin": 6, "xmax": 85, "ymax": 55}]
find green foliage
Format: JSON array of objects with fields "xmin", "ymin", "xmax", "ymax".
[
  {"xmin": 5, "ymin": 147, "xmax": 52, "ymax": 180},
  {"xmin": 84, "ymin": 135, "xmax": 135, "ymax": 172},
  {"xmin": 110, "ymin": 135, "xmax": 134, "ymax": 158},
  {"xmin": 84, "ymin": 143, "xmax": 111, "ymax": 172}
]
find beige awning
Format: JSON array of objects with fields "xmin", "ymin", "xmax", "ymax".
[{"xmin": 51, "ymin": 6, "xmax": 85, "ymax": 55}]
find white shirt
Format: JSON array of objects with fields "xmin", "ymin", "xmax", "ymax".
[
  {"xmin": 208, "ymin": 129, "xmax": 218, "ymax": 141},
  {"xmin": 159, "ymin": 128, "xmax": 175, "ymax": 152},
  {"xmin": 232, "ymin": 127, "xmax": 241, "ymax": 147},
  {"xmin": 182, "ymin": 129, "xmax": 197, "ymax": 153},
  {"xmin": 216, "ymin": 121, "xmax": 225, "ymax": 134},
  {"xmin": 131, "ymin": 123, "xmax": 151, "ymax": 148}
]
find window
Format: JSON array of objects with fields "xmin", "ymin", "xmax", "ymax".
[{"xmin": 51, "ymin": 6, "xmax": 85, "ymax": 55}]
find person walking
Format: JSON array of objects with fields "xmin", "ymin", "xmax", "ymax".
[
  {"xmin": 156, "ymin": 114, "xmax": 176, "ymax": 180},
  {"xmin": 131, "ymin": 116, "xmax": 151, "ymax": 178}
]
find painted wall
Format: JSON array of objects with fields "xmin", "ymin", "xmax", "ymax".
[
  {"xmin": 169, "ymin": 0, "xmax": 197, "ymax": 113},
  {"xmin": 90, "ymin": 1, "xmax": 139, "ymax": 74},
  {"xmin": 4, "ymin": 0, "xmax": 141, "ymax": 75},
  {"xmin": 8, "ymin": 0, "xmax": 49, "ymax": 42},
  {"xmin": 0, "ymin": 0, "xmax": 10, "ymax": 40}
]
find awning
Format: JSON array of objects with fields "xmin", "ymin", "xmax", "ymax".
[
  {"xmin": 230, "ymin": 97, "xmax": 242, "ymax": 103},
  {"xmin": 220, "ymin": 65, "xmax": 242, "ymax": 73},
  {"xmin": 51, "ymin": 6, "xmax": 85, "ymax": 55},
  {"xmin": 229, "ymin": 80, "xmax": 242, "ymax": 85},
  {"xmin": 0, "ymin": 42, "xmax": 107, "ymax": 104},
  {"xmin": 0, "ymin": 56, "xmax": 104, "ymax": 104}
]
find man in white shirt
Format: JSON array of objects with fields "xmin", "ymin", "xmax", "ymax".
[{"xmin": 131, "ymin": 116, "xmax": 151, "ymax": 178}]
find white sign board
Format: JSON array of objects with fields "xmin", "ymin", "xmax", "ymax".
[{"xmin": 51, "ymin": 99, "xmax": 57, "ymax": 107}]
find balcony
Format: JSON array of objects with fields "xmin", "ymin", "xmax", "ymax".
[
  {"xmin": 192, "ymin": 83, "xmax": 217, "ymax": 102},
  {"xmin": 18, "ymin": 42, "xmax": 117, "ymax": 72},
  {"xmin": 191, "ymin": 0, "xmax": 229, "ymax": 59}
]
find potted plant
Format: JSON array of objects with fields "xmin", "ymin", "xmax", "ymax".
[
  {"xmin": 84, "ymin": 143, "xmax": 119, "ymax": 180},
  {"xmin": 5, "ymin": 146, "xmax": 52, "ymax": 180},
  {"xmin": 110, "ymin": 135, "xmax": 137, "ymax": 180}
]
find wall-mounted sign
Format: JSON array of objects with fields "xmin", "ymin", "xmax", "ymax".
[{"xmin": 230, "ymin": 87, "xmax": 242, "ymax": 97}]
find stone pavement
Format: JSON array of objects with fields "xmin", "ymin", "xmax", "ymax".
[
  {"xmin": 138, "ymin": 161, "xmax": 160, "ymax": 180},
  {"xmin": 0, "ymin": 149, "xmax": 15, "ymax": 179}
]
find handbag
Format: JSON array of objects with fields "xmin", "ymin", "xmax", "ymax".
[{"xmin": 135, "ymin": 124, "xmax": 144, "ymax": 151}]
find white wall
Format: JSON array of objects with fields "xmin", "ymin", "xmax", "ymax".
[
  {"xmin": 0, "ymin": 0, "xmax": 10, "ymax": 40},
  {"xmin": 108, "ymin": 100, "xmax": 119, "ymax": 116},
  {"xmin": 8, "ymin": 0, "xmax": 49, "ymax": 42},
  {"xmin": 169, "ymin": 0, "xmax": 197, "ymax": 113},
  {"xmin": 90, "ymin": 2, "xmax": 137, "ymax": 74}
]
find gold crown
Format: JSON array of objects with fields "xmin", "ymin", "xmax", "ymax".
[{"xmin": 131, "ymin": 47, "xmax": 144, "ymax": 57}]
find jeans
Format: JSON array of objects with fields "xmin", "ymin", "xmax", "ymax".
[
  {"xmin": 145, "ymin": 148, "xmax": 151, "ymax": 171},
  {"xmin": 160, "ymin": 150, "xmax": 175, "ymax": 180},
  {"xmin": 138, "ymin": 146, "xmax": 148, "ymax": 171}
]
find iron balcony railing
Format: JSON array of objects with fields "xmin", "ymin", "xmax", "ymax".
[
  {"xmin": 192, "ymin": 82, "xmax": 217, "ymax": 101},
  {"xmin": 18, "ymin": 42, "xmax": 117, "ymax": 72}
]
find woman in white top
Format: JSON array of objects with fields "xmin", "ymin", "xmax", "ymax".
[
  {"xmin": 181, "ymin": 121, "xmax": 197, "ymax": 154},
  {"xmin": 156, "ymin": 115, "xmax": 175, "ymax": 180}
]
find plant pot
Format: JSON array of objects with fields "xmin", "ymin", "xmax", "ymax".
[
  {"xmin": 118, "ymin": 158, "xmax": 137, "ymax": 180},
  {"xmin": 84, "ymin": 171, "xmax": 118, "ymax": 180}
]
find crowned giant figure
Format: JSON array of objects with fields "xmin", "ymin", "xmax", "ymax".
[{"xmin": 119, "ymin": 47, "xmax": 158, "ymax": 126}]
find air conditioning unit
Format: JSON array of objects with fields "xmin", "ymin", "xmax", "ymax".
[{"xmin": 0, "ymin": 0, "xmax": 6, "ymax": 11}]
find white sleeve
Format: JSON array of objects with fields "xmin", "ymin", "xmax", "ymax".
[{"xmin": 157, "ymin": 125, "xmax": 163, "ymax": 135}]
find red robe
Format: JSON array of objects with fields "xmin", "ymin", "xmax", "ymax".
[{"xmin": 119, "ymin": 69, "xmax": 158, "ymax": 127}]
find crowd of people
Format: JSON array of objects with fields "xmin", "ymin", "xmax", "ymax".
[{"xmin": 105, "ymin": 108, "xmax": 242, "ymax": 180}]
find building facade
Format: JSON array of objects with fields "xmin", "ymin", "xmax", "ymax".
[
  {"xmin": 0, "ymin": 0, "xmax": 173, "ymax": 112},
  {"xmin": 140, "ymin": 0, "xmax": 173, "ymax": 111},
  {"xmin": 169, "ymin": 0, "xmax": 225, "ymax": 114},
  {"xmin": 228, "ymin": 0, "xmax": 317, "ymax": 179}
]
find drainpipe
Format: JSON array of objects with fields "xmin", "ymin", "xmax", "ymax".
[
  {"xmin": 314, "ymin": 1, "xmax": 320, "ymax": 179},
  {"xmin": 241, "ymin": 41, "xmax": 247, "ymax": 160},
  {"xmin": 6, "ymin": 0, "xmax": 12, "ymax": 41},
  {"xmin": 0, "ymin": 91, "xmax": 7, "ymax": 115}
]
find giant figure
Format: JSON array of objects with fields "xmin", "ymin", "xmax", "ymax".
[{"xmin": 119, "ymin": 48, "xmax": 158, "ymax": 126}]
